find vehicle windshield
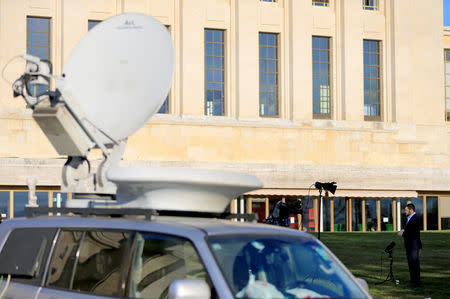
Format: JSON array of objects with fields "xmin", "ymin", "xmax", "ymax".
[{"xmin": 207, "ymin": 234, "xmax": 366, "ymax": 299}]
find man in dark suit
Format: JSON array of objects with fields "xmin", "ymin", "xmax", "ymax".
[{"xmin": 398, "ymin": 203, "xmax": 422, "ymax": 287}]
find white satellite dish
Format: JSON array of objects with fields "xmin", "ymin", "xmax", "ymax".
[{"xmin": 62, "ymin": 13, "xmax": 174, "ymax": 142}]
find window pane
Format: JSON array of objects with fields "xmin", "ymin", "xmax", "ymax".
[
  {"xmin": 313, "ymin": 100, "xmax": 320, "ymax": 114},
  {"xmin": 320, "ymin": 50, "xmax": 328, "ymax": 62},
  {"xmin": 320, "ymin": 63, "xmax": 327, "ymax": 74},
  {"xmin": 205, "ymin": 29, "xmax": 224, "ymax": 115},
  {"xmin": 214, "ymin": 57, "xmax": 222, "ymax": 68},
  {"xmin": 333, "ymin": 198, "xmax": 347, "ymax": 231},
  {"xmin": 323, "ymin": 197, "xmax": 331, "ymax": 231},
  {"xmin": 88, "ymin": 20, "xmax": 101, "ymax": 30},
  {"xmin": 312, "ymin": 37, "xmax": 320, "ymax": 48},
  {"xmin": 410, "ymin": 197, "xmax": 424, "ymax": 230},
  {"xmin": 426, "ymin": 196, "xmax": 438, "ymax": 230},
  {"xmin": 0, "ymin": 228, "xmax": 57, "ymax": 285},
  {"xmin": 27, "ymin": 17, "xmax": 50, "ymax": 97},
  {"xmin": 365, "ymin": 198, "xmax": 378, "ymax": 231},
  {"xmin": 214, "ymin": 70, "xmax": 222, "ymax": 82},
  {"xmin": 363, "ymin": 0, "xmax": 379, "ymax": 11},
  {"xmin": 214, "ymin": 44, "xmax": 221, "ymax": 56},
  {"xmin": 205, "ymin": 43, "xmax": 213, "ymax": 56},
  {"xmin": 72, "ymin": 231, "xmax": 130, "ymax": 296},
  {"xmin": 205, "ymin": 29, "xmax": 213, "ymax": 41},
  {"xmin": 313, "ymin": 63, "xmax": 320, "ymax": 75},
  {"xmin": 370, "ymin": 40, "xmax": 378, "ymax": 52},
  {"xmin": 313, "ymin": 0, "xmax": 329, "ymax": 6},
  {"xmin": 313, "ymin": 37, "xmax": 331, "ymax": 118},
  {"xmin": 301, "ymin": 197, "xmax": 316, "ymax": 232},
  {"xmin": 205, "ymin": 29, "xmax": 225, "ymax": 116},
  {"xmin": 380, "ymin": 198, "xmax": 394, "ymax": 231},
  {"xmin": 47, "ymin": 230, "xmax": 84, "ymax": 289},
  {"xmin": 313, "ymin": 88, "xmax": 319, "ymax": 100},
  {"xmin": 267, "ymin": 34, "xmax": 275, "ymax": 46},
  {"xmin": 267, "ymin": 46, "xmax": 275, "ymax": 58},
  {"xmin": 13, "ymin": 191, "xmax": 28, "ymax": 218},
  {"xmin": 36, "ymin": 192, "xmax": 49, "ymax": 207},
  {"xmin": 364, "ymin": 40, "xmax": 381, "ymax": 119},
  {"xmin": 214, "ymin": 29, "xmax": 221, "ymax": 41},
  {"xmin": 129, "ymin": 233, "xmax": 209, "ymax": 298},
  {"xmin": 313, "ymin": 50, "xmax": 320, "ymax": 62},
  {"xmin": 352, "ymin": 199, "xmax": 363, "ymax": 231},
  {"xmin": 0, "ymin": 191, "xmax": 9, "ymax": 219},
  {"xmin": 57, "ymin": 192, "xmax": 69, "ymax": 207},
  {"xmin": 260, "ymin": 33, "xmax": 279, "ymax": 116}
]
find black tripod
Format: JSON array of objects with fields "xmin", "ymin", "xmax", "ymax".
[{"xmin": 376, "ymin": 250, "xmax": 395, "ymax": 285}]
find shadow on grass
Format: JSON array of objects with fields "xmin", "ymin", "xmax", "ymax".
[{"xmin": 313, "ymin": 232, "xmax": 450, "ymax": 299}]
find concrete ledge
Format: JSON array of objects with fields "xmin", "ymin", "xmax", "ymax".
[{"xmin": 1, "ymin": 158, "xmax": 448, "ymax": 193}]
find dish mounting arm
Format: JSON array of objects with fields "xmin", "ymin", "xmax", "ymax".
[{"xmin": 12, "ymin": 54, "xmax": 126, "ymax": 194}]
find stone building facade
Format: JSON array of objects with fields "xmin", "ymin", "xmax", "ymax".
[{"xmin": 0, "ymin": 0, "xmax": 449, "ymax": 231}]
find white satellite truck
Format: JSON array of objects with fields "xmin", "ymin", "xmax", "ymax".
[{"xmin": 0, "ymin": 13, "xmax": 370, "ymax": 299}]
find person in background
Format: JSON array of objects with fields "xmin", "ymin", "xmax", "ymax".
[
  {"xmin": 397, "ymin": 203, "xmax": 422, "ymax": 288},
  {"xmin": 265, "ymin": 201, "xmax": 290, "ymax": 227}
]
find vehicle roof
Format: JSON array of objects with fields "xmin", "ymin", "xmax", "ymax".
[{"xmin": 0, "ymin": 215, "xmax": 314, "ymax": 239}]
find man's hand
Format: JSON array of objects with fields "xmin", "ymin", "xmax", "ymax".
[{"xmin": 397, "ymin": 229, "xmax": 404, "ymax": 236}]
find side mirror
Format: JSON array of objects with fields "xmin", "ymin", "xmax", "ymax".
[
  {"xmin": 356, "ymin": 277, "xmax": 369, "ymax": 293},
  {"xmin": 168, "ymin": 279, "xmax": 211, "ymax": 299}
]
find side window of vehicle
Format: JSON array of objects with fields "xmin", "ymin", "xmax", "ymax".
[
  {"xmin": 47, "ymin": 230, "xmax": 83, "ymax": 289},
  {"xmin": 72, "ymin": 230, "xmax": 130, "ymax": 296},
  {"xmin": 47, "ymin": 230, "xmax": 131, "ymax": 297},
  {"xmin": 129, "ymin": 233, "xmax": 210, "ymax": 298},
  {"xmin": 0, "ymin": 228, "xmax": 57, "ymax": 286}
]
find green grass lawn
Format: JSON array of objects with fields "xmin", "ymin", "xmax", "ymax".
[{"xmin": 313, "ymin": 231, "xmax": 450, "ymax": 299}]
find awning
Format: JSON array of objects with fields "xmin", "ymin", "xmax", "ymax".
[{"xmin": 245, "ymin": 188, "xmax": 418, "ymax": 198}]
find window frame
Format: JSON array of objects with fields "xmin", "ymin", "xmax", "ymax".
[
  {"xmin": 26, "ymin": 16, "xmax": 51, "ymax": 96},
  {"xmin": 204, "ymin": 28, "xmax": 226, "ymax": 116},
  {"xmin": 158, "ymin": 25, "xmax": 172, "ymax": 114},
  {"xmin": 363, "ymin": 39, "xmax": 382, "ymax": 121},
  {"xmin": 312, "ymin": 0, "xmax": 329, "ymax": 7},
  {"xmin": 312, "ymin": 36, "xmax": 332, "ymax": 119},
  {"xmin": 88, "ymin": 20, "xmax": 101, "ymax": 30},
  {"xmin": 362, "ymin": 0, "xmax": 378, "ymax": 11},
  {"xmin": 259, "ymin": 32, "xmax": 280, "ymax": 117}
]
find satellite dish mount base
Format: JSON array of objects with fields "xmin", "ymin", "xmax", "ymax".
[{"xmin": 61, "ymin": 141, "xmax": 126, "ymax": 194}]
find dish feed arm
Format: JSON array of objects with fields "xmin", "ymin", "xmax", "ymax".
[{"xmin": 11, "ymin": 54, "xmax": 125, "ymax": 195}]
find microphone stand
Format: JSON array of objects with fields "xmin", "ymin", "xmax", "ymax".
[{"xmin": 376, "ymin": 250, "xmax": 396, "ymax": 285}]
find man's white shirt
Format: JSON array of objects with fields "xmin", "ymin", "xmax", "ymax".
[{"xmin": 407, "ymin": 212, "xmax": 416, "ymax": 224}]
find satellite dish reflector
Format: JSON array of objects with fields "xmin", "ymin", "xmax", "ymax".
[
  {"xmin": 107, "ymin": 168, "xmax": 263, "ymax": 213},
  {"xmin": 61, "ymin": 13, "xmax": 174, "ymax": 142}
]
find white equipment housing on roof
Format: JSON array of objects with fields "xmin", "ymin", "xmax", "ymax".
[
  {"xmin": 108, "ymin": 168, "xmax": 262, "ymax": 212},
  {"xmin": 10, "ymin": 13, "xmax": 262, "ymax": 213}
]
